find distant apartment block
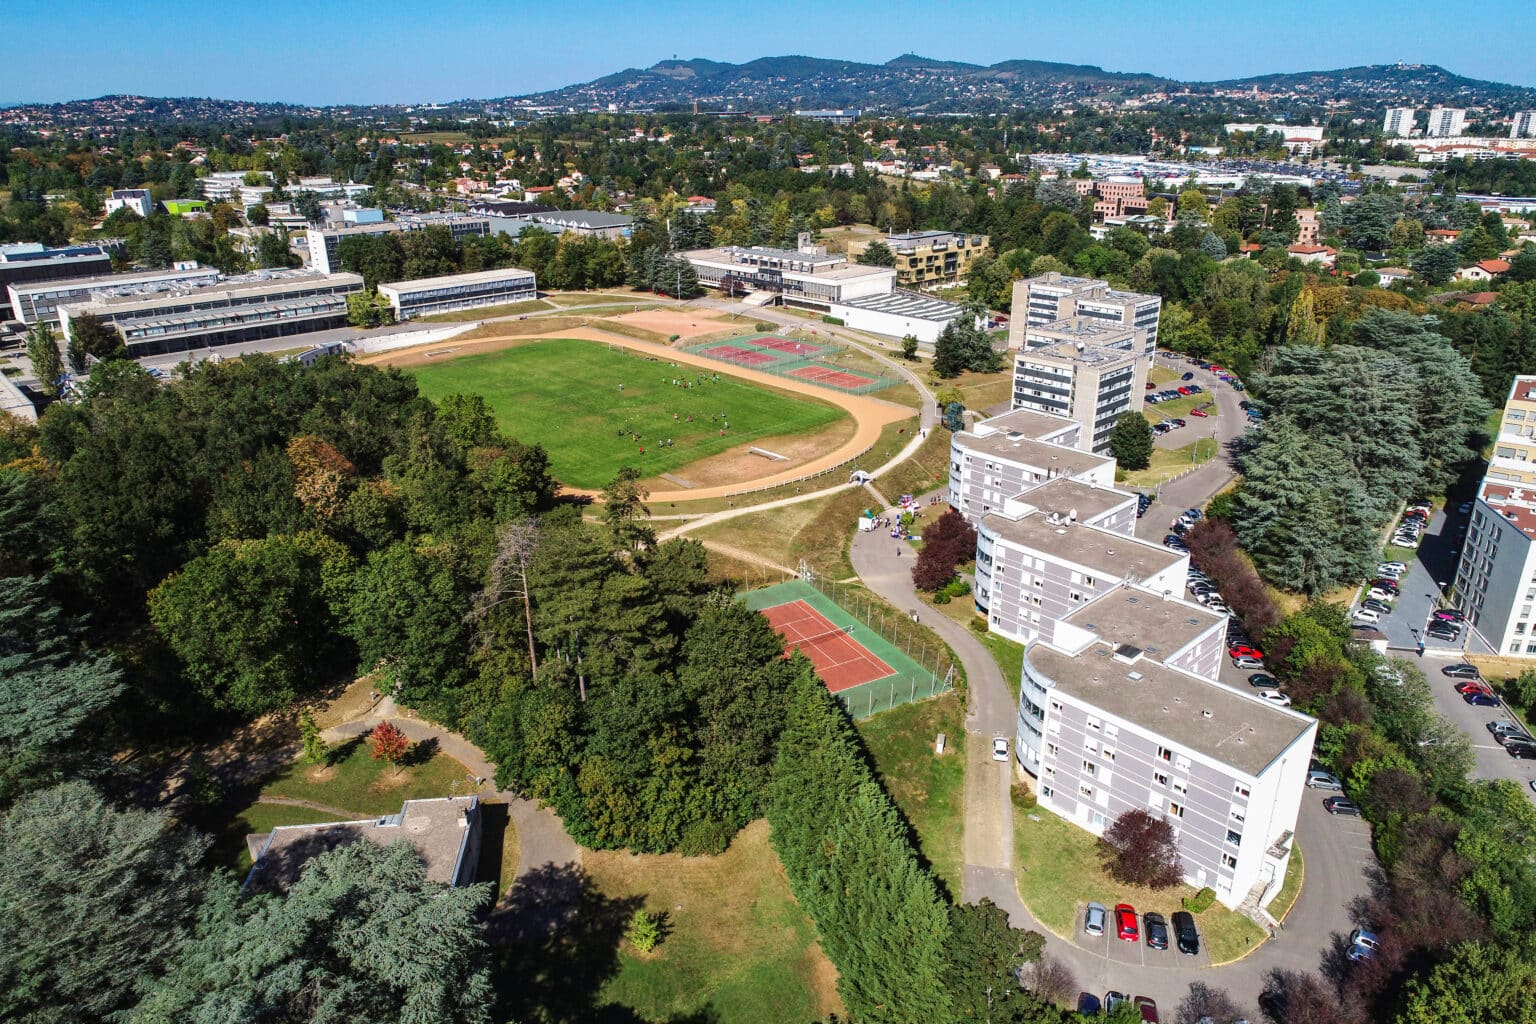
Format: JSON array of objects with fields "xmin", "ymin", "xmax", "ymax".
[
  {"xmin": 1513, "ymin": 112, "xmax": 1536, "ymax": 140},
  {"xmin": 682, "ymin": 239, "xmax": 895, "ymax": 305},
  {"xmin": 1427, "ymin": 107, "xmax": 1468, "ymax": 138},
  {"xmin": 306, "ymin": 215, "xmax": 492, "ymax": 274},
  {"xmin": 847, "ymin": 231, "xmax": 990, "ymax": 288},
  {"xmin": 58, "ymin": 271, "xmax": 363, "ymax": 359},
  {"xmin": 1456, "ymin": 375, "xmax": 1536, "ymax": 657},
  {"xmin": 105, "ymin": 189, "xmax": 154, "ymax": 219},
  {"xmin": 1009, "ymin": 272, "xmax": 1161, "ymax": 354},
  {"xmin": 378, "ymin": 266, "xmax": 537, "ymax": 320},
  {"xmin": 0, "ymin": 243, "xmax": 115, "ymax": 322},
  {"xmin": 1383, "ymin": 107, "xmax": 1417, "ymax": 138},
  {"xmin": 7, "ymin": 263, "xmax": 220, "ymax": 325}
]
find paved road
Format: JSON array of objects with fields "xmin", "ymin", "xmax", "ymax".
[{"xmin": 1134, "ymin": 355, "xmax": 1250, "ymax": 543}]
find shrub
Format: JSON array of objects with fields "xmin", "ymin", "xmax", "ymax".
[{"xmin": 1182, "ymin": 887, "xmax": 1217, "ymax": 913}]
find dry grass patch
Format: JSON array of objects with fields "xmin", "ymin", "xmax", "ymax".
[{"xmin": 584, "ymin": 820, "xmax": 842, "ymax": 1024}]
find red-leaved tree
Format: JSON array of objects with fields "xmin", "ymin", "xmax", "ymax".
[
  {"xmin": 370, "ymin": 721, "xmax": 410, "ymax": 776},
  {"xmin": 1101, "ymin": 808, "xmax": 1183, "ymax": 888}
]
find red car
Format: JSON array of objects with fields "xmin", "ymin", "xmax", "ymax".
[
  {"xmin": 1229, "ymin": 644, "xmax": 1265, "ymax": 661},
  {"xmin": 1189, "ymin": 407, "xmax": 1209, "ymax": 417},
  {"xmin": 1454, "ymin": 680, "xmax": 1494, "ymax": 696},
  {"xmin": 1115, "ymin": 903, "xmax": 1139, "ymax": 941}
]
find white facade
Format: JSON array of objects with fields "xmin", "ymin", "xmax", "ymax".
[
  {"xmin": 1427, "ymin": 107, "xmax": 1468, "ymax": 138},
  {"xmin": 377, "ymin": 267, "xmax": 537, "ymax": 320},
  {"xmin": 1383, "ymin": 107, "xmax": 1417, "ymax": 138}
]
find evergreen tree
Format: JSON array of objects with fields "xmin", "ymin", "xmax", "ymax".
[
  {"xmin": 1109, "ymin": 412, "xmax": 1154, "ymax": 471},
  {"xmin": 0, "ymin": 782, "xmax": 209, "ymax": 1023}
]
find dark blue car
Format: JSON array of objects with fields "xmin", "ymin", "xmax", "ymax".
[{"xmin": 1464, "ymin": 691, "xmax": 1500, "ymax": 707}]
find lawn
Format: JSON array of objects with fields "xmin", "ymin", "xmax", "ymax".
[
  {"xmin": 582, "ymin": 820, "xmax": 842, "ymax": 1024},
  {"xmin": 1118, "ymin": 436, "xmax": 1220, "ymax": 489},
  {"xmin": 1011, "ymin": 792, "xmax": 1265, "ymax": 964},
  {"xmin": 260, "ymin": 735, "xmax": 475, "ymax": 816},
  {"xmin": 857, "ymin": 692, "xmax": 967, "ymax": 896},
  {"xmin": 407, "ymin": 338, "xmax": 848, "ymax": 489}
]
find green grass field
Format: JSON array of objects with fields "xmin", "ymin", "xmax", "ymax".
[{"xmin": 408, "ymin": 338, "xmax": 848, "ymax": 489}]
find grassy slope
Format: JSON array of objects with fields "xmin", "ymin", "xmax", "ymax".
[
  {"xmin": 857, "ymin": 693, "xmax": 967, "ymax": 897},
  {"xmin": 584, "ymin": 820, "xmax": 842, "ymax": 1024},
  {"xmin": 407, "ymin": 338, "xmax": 847, "ymax": 489}
]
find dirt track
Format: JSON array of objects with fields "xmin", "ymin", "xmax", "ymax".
[{"xmin": 361, "ymin": 324, "xmax": 914, "ymax": 503}]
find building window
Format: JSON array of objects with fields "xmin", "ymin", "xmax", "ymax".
[
  {"xmin": 1222, "ymin": 853, "xmax": 1238, "ymax": 869},
  {"xmin": 1157, "ymin": 746, "xmax": 1173, "ymax": 763},
  {"xmin": 1168, "ymin": 802, "xmax": 1184, "ymax": 819},
  {"xmin": 1226, "ymin": 829, "xmax": 1243, "ymax": 846}
]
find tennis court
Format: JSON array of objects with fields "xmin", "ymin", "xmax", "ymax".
[
  {"xmin": 759, "ymin": 599, "xmax": 894, "ymax": 692},
  {"xmin": 786, "ymin": 364, "xmax": 880, "ymax": 391}
]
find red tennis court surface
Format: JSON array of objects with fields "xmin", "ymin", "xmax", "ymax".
[
  {"xmin": 759, "ymin": 599, "xmax": 894, "ymax": 692},
  {"xmin": 787, "ymin": 365, "xmax": 878, "ymax": 389},
  {"xmin": 698, "ymin": 344, "xmax": 777, "ymax": 366},
  {"xmin": 751, "ymin": 336, "xmax": 831, "ymax": 357}
]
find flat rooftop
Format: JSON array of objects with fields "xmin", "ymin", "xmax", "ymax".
[
  {"xmin": 1029, "ymin": 642, "xmax": 1313, "ymax": 777},
  {"xmin": 245, "ymin": 796, "xmax": 477, "ymax": 894},
  {"xmin": 1008, "ymin": 477, "xmax": 1134, "ymax": 525},
  {"xmin": 973, "ymin": 408, "xmax": 1078, "ymax": 440},
  {"xmin": 954, "ymin": 430, "xmax": 1112, "ymax": 477},
  {"xmin": 981, "ymin": 512, "xmax": 1183, "ymax": 580},
  {"xmin": 379, "ymin": 266, "xmax": 536, "ymax": 292}
]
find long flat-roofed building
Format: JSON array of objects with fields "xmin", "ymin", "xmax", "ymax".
[
  {"xmin": 378, "ymin": 266, "xmax": 537, "ymax": 320},
  {"xmin": 0, "ymin": 243, "xmax": 115, "ymax": 322},
  {"xmin": 7, "ymin": 264, "xmax": 222, "ymax": 325},
  {"xmin": 1019, "ymin": 585, "xmax": 1315, "ymax": 910},
  {"xmin": 1012, "ymin": 330, "xmax": 1147, "ymax": 454},
  {"xmin": 59, "ymin": 271, "xmax": 363, "ymax": 358},
  {"xmin": 683, "ymin": 240, "xmax": 896, "ymax": 305},
  {"xmin": 244, "ymin": 796, "xmax": 481, "ymax": 894}
]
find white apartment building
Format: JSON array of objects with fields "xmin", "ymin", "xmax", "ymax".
[
  {"xmin": 1455, "ymin": 375, "xmax": 1536, "ymax": 656},
  {"xmin": 377, "ymin": 266, "xmax": 537, "ymax": 320},
  {"xmin": 1009, "ymin": 272, "xmax": 1161, "ymax": 354},
  {"xmin": 1512, "ymin": 112, "xmax": 1536, "ymax": 140},
  {"xmin": 1427, "ymin": 107, "xmax": 1468, "ymax": 138},
  {"xmin": 105, "ymin": 189, "xmax": 154, "ymax": 219},
  {"xmin": 1019, "ymin": 586, "xmax": 1315, "ymax": 910},
  {"xmin": 1012, "ymin": 325, "xmax": 1148, "ymax": 454},
  {"xmin": 1383, "ymin": 107, "xmax": 1417, "ymax": 138}
]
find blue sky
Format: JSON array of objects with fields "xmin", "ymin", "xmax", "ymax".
[{"xmin": 6, "ymin": 0, "xmax": 1534, "ymax": 105}]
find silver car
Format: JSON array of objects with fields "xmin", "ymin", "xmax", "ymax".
[{"xmin": 1084, "ymin": 901, "xmax": 1107, "ymax": 937}]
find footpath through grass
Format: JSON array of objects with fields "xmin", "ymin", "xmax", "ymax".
[
  {"xmin": 582, "ymin": 820, "xmax": 842, "ymax": 1024},
  {"xmin": 1011, "ymin": 791, "xmax": 1265, "ymax": 964},
  {"xmin": 408, "ymin": 337, "xmax": 847, "ymax": 489},
  {"xmin": 857, "ymin": 693, "xmax": 967, "ymax": 896}
]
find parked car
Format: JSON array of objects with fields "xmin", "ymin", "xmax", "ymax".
[
  {"xmin": 993, "ymin": 737, "xmax": 1010, "ymax": 762},
  {"xmin": 1084, "ymin": 901, "xmax": 1107, "ymax": 937},
  {"xmin": 1306, "ymin": 770, "xmax": 1343, "ymax": 790},
  {"xmin": 1443, "ymin": 664, "xmax": 1482, "ymax": 679},
  {"xmin": 1464, "ymin": 691, "xmax": 1500, "ymax": 707},
  {"xmin": 1347, "ymin": 929, "xmax": 1380, "ymax": 962},
  {"xmin": 1115, "ymin": 903, "xmax": 1139, "ymax": 941},
  {"xmin": 1133, "ymin": 996, "xmax": 1159, "ymax": 1023},
  {"xmin": 1143, "ymin": 911, "xmax": 1168, "ymax": 950},
  {"xmin": 1324, "ymin": 796, "xmax": 1363, "ymax": 816},
  {"xmin": 1172, "ymin": 910, "xmax": 1200, "ymax": 955},
  {"xmin": 1259, "ymin": 691, "xmax": 1292, "ymax": 707},
  {"xmin": 1233, "ymin": 655, "xmax": 1265, "ymax": 670}
]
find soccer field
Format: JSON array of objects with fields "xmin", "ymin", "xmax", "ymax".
[{"xmin": 407, "ymin": 338, "xmax": 849, "ymax": 489}]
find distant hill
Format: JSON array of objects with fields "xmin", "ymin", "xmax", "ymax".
[{"xmin": 507, "ymin": 54, "xmax": 1536, "ymax": 114}]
